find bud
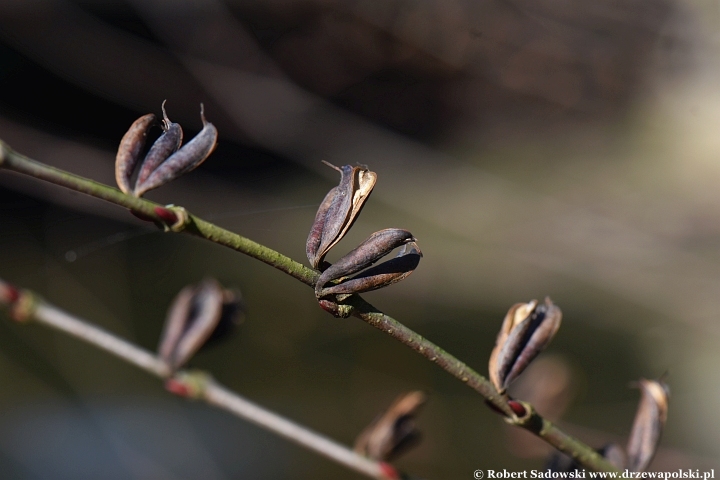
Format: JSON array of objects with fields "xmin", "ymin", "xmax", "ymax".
[
  {"xmin": 354, "ymin": 391, "xmax": 426, "ymax": 462},
  {"xmin": 135, "ymin": 101, "xmax": 183, "ymax": 189},
  {"xmin": 115, "ymin": 113, "xmax": 156, "ymax": 195},
  {"xmin": 306, "ymin": 162, "xmax": 377, "ymax": 270},
  {"xmin": 158, "ymin": 279, "xmax": 243, "ymax": 372},
  {"xmin": 134, "ymin": 104, "xmax": 217, "ymax": 196},
  {"xmin": 489, "ymin": 298, "xmax": 562, "ymax": 394},
  {"xmin": 626, "ymin": 378, "xmax": 669, "ymax": 472},
  {"xmin": 314, "ymin": 228, "xmax": 421, "ymax": 298}
]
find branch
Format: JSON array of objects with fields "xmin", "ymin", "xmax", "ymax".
[
  {"xmin": 0, "ymin": 139, "xmax": 619, "ymax": 472},
  {"xmin": 0, "ymin": 279, "xmax": 399, "ymax": 480}
]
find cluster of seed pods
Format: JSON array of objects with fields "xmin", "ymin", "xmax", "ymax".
[
  {"xmin": 488, "ymin": 299, "xmax": 669, "ymax": 472},
  {"xmin": 354, "ymin": 390, "xmax": 427, "ymax": 462},
  {"xmin": 157, "ymin": 278, "xmax": 244, "ymax": 374},
  {"xmin": 306, "ymin": 162, "xmax": 422, "ymax": 316},
  {"xmin": 112, "ymin": 108, "xmax": 668, "ymax": 471},
  {"xmin": 115, "ymin": 102, "xmax": 217, "ymax": 197}
]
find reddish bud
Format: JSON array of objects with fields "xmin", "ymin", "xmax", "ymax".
[
  {"xmin": 154, "ymin": 206, "xmax": 179, "ymax": 225},
  {"xmin": 165, "ymin": 378, "xmax": 192, "ymax": 397},
  {"xmin": 379, "ymin": 462, "xmax": 401, "ymax": 479},
  {"xmin": 507, "ymin": 400, "xmax": 527, "ymax": 417}
]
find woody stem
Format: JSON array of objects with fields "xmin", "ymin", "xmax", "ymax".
[{"xmin": 0, "ymin": 140, "xmax": 619, "ymax": 472}]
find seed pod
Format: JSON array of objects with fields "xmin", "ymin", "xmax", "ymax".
[
  {"xmin": 135, "ymin": 101, "xmax": 183, "ymax": 190},
  {"xmin": 319, "ymin": 242, "xmax": 421, "ymax": 296},
  {"xmin": 354, "ymin": 391, "xmax": 426, "ymax": 462},
  {"xmin": 115, "ymin": 113, "xmax": 156, "ymax": 194},
  {"xmin": 135, "ymin": 104, "xmax": 217, "ymax": 196},
  {"xmin": 306, "ymin": 162, "xmax": 377, "ymax": 270},
  {"xmin": 158, "ymin": 279, "xmax": 242, "ymax": 372},
  {"xmin": 315, "ymin": 228, "xmax": 419, "ymax": 298},
  {"xmin": 626, "ymin": 378, "xmax": 669, "ymax": 472},
  {"xmin": 489, "ymin": 298, "xmax": 562, "ymax": 394}
]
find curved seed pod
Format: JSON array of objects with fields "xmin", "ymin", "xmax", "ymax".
[
  {"xmin": 306, "ymin": 186, "xmax": 337, "ymax": 270},
  {"xmin": 306, "ymin": 162, "xmax": 377, "ymax": 270},
  {"xmin": 354, "ymin": 391, "xmax": 426, "ymax": 462},
  {"xmin": 315, "ymin": 228, "xmax": 416, "ymax": 297},
  {"xmin": 489, "ymin": 297, "xmax": 562, "ymax": 394},
  {"xmin": 135, "ymin": 104, "xmax": 217, "ymax": 196},
  {"xmin": 158, "ymin": 278, "xmax": 224, "ymax": 372},
  {"xmin": 318, "ymin": 242, "xmax": 422, "ymax": 296},
  {"xmin": 626, "ymin": 378, "xmax": 669, "ymax": 472},
  {"xmin": 135, "ymin": 101, "xmax": 183, "ymax": 192},
  {"xmin": 115, "ymin": 113, "xmax": 156, "ymax": 194}
]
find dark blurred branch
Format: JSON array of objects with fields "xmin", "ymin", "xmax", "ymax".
[
  {"xmin": 0, "ymin": 278, "xmax": 398, "ymax": 480},
  {"xmin": 0, "ymin": 140, "xmax": 619, "ymax": 472}
]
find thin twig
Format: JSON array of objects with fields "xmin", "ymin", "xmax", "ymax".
[
  {"xmin": 0, "ymin": 140, "xmax": 619, "ymax": 472},
  {"xmin": 0, "ymin": 279, "xmax": 397, "ymax": 480}
]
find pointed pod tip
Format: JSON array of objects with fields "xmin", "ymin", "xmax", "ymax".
[{"xmin": 321, "ymin": 159, "xmax": 342, "ymax": 172}]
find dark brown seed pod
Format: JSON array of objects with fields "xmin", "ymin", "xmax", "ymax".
[
  {"xmin": 489, "ymin": 298, "xmax": 562, "ymax": 394},
  {"xmin": 157, "ymin": 278, "xmax": 242, "ymax": 372},
  {"xmin": 319, "ymin": 242, "xmax": 421, "ymax": 296},
  {"xmin": 115, "ymin": 113, "xmax": 156, "ymax": 194},
  {"xmin": 314, "ymin": 228, "xmax": 418, "ymax": 298},
  {"xmin": 135, "ymin": 101, "xmax": 183, "ymax": 191},
  {"xmin": 135, "ymin": 104, "xmax": 217, "ymax": 196},
  {"xmin": 626, "ymin": 378, "xmax": 669, "ymax": 472},
  {"xmin": 306, "ymin": 162, "xmax": 377, "ymax": 270},
  {"xmin": 354, "ymin": 391, "xmax": 426, "ymax": 462}
]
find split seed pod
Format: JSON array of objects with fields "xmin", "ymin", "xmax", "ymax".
[
  {"xmin": 489, "ymin": 298, "xmax": 562, "ymax": 394},
  {"xmin": 626, "ymin": 378, "xmax": 669, "ymax": 472},
  {"xmin": 115, "ymin": 113, "xmax": 156, "ymax": 194},
  {"xmin": 135, "ymin": 104, "xmax": 217, "ymax": 197},
  {"xmin": 306, "ymin": 162, "xmax": 377, "ymax": 270},
  {"xmin": 314, "ymin": 228, "xmax": 421, "ymax": 298},
  {"xmin": 135, "ymin": 101, "xmax": 183, "ymax": 189},
  {"xmin": 158, "ymin": 279, "xmax": 243, "ymax": 372},
  {"xmin": 354, "ymin": 391, "xmax": 426, "ymax": 462}
]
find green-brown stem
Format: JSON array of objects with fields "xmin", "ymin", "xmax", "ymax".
[{"xmin": 0, "ymin": 139, "xmax": 619, "ymax": 472}]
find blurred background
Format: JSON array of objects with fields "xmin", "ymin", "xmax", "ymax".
[{"xmin": 1, "ymin": 0, "xmax": 719, "ymax": 478}]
